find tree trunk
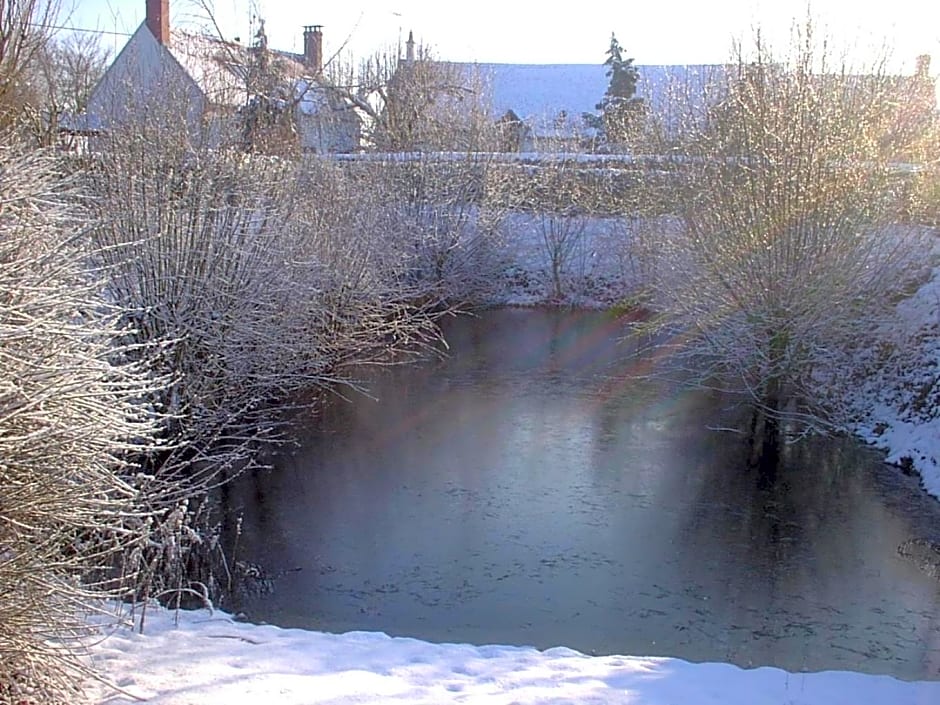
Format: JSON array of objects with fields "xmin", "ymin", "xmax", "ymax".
[{"xmin": 748, "ymin": 373, "xmax": 782, "ymax": 483}]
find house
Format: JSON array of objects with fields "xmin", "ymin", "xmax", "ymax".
[
  {"xmin": 86, "ymin": 0, "xmax": 360, "ymax": 153},
  {"xmin": 54, "ymin": 112, "xmax": 105, "ymax": 152}
]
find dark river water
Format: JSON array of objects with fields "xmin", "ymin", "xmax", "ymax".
[{"xmin": 224, "ymin": 308, "xmax": 940, "ymax": 680}]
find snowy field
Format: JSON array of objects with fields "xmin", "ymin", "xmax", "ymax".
[{"xmin": 86, "ymin": 604, "xmax": 940, "ymax": 704}]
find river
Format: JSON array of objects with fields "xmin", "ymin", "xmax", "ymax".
[{"xmin": 223, "ymin": 307, "xmax": 940, "ymax": 680}]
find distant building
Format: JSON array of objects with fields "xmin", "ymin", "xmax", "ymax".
[
  {"xmin": 391, "ymin": 61, "xmax": 730, "ymax": 153},
  {"xmin": 86, "ymin": 0, "xmax": 360, "ymax": 153},
  {"xmin": 391, "ymin": 55, "xmax": 937, "ymax": 154}
]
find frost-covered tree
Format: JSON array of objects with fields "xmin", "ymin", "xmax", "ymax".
[
  {"xmin": 36, "ymin": 32, "xmax": 109, "ymax": 112},
  {"xmin": 335, "ymin": 41, "xmax": 496, "ymax": 151},
  {"xmin": 637, "ymin": 22, "xmax": 931, "ymax": 470},
  {"xmin": 22, "ymin": 31, "xmax": 110, "ymax": 145},
  {"xmin": 0, "ymin": 0, "xmax": 59, "ymax": 131},
  {"xmin": 600, "ymin": 33, "xmax": 639, "ymax": 105}
]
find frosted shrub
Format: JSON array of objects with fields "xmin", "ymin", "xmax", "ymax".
[
  {"xmin": 82, "ymin": 123, "xmax": 451, "ymax": 607},
  {"xmin": 307, "ymin": 153, "xmax": 510, "ymax": 307},
  {"xmin": 0, "ymin": 140, "xmax": 156, "ymax": 702}
]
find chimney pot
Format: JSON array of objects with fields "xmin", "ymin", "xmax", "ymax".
[{"xmin": 146, "ymin": 0, "xmax": 170, "ymax": 45}]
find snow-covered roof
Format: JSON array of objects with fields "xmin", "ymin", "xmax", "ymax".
[
  {"xmin": 452, "ymin": 64, "xmax": 727, "ymax": 132},
  {"xmin": 448, "ymin": 61, "xmax": 938, "ymax": 140},
  {"xmin": 57, "ymin": 111, "xmax": 105, "ymax": 134},
  {"xmin": 449, "ymin": 63, "xmax": 730, "ymax": 138},
  {"xmin": 478, "ymin": 64, "xmax": 606, "ymax": 126},
  {"xmin": 166, "ymin": 30, "xmax": 308, "ymax": 107},
  {"xmin": 168, "ymin": 31, "xmax": 363, "ymax": 118}
]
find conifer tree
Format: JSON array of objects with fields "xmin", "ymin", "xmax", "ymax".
[
  {"xmin": 598, "ymin": 33, "xmax": 639, "ymax": 107},
  {"xmin": 585, "ymin": 33, "xmax": 646, "ymax": 149}
]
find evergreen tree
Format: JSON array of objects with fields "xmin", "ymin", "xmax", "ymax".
[
  {"xmin": 584, "ymin": 33, "xmax": 645, "ymax": 149},
  {"xmin": 598, "ymin": 33, "xmax": 639, "ymax": 109}
]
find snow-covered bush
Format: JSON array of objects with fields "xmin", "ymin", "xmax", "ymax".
[
  {"xmin": 329, "ymin": 153, "xmax": 511, "ymax": 305},
  {"xmin": 290, "ymin": 156, "xmax": 447, "ymax": 356},
  {"xmin": 79, "ymin": 124, "xmax": 451, "ymax": 608},
  {"xmin": 909, "ymin": 167, "xmax": 940, "ymax": 227},
  {"xmin": 86, "ymin": 128, "xmax": 321, "ymax": 477},
  {"xmin": 0, "ymin": 140, "xmax": 156, "ymax": 702},
  {"xmin": 490, "ymin": 157, "xmax": 655, "ymax": 304}
]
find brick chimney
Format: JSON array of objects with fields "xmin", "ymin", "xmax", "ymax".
[
  {"xmin": 146, "ymin": 0, "xmax": 170, "ymax": 45},
  {"xmin": 303, "ymin": 25, "xmax": 323, "ymax": 73}
]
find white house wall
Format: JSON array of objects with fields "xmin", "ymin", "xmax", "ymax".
[
  {"xmin": 87, "ymin": 24, "xmax": 207, "ymax": 139},
  {"xmin": 89, "ymin": 25, "xmax": 361, "ymax": 152}
]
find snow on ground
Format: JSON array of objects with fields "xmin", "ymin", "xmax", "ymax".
[
  {"xmin": 86, "ymin": 604, "xmax": 940, "ymax": 705},
  {"xmin": 850, "ymin": 257, "xmax": 940, "ymax": 499},
  {"xmin": 490, "ymin": 212, "xmax": 658, "ymax": 308}
]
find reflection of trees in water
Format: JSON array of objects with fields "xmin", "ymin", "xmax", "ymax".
[{"xmin": 671, "ymin": 426, "xmax": 940, "ymax": 672}]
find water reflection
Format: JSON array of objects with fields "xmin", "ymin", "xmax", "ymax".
[{"xmin": 225, "ymin": 308, "xmax": 940, "ymax": 680}]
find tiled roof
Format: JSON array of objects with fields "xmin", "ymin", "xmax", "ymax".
[{"xmin": 446, "ymin": 61, "xmax": 936, "ymax": 139}]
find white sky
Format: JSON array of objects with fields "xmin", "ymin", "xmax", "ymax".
[{"xmin": 65, "ymin": 0, "xmax": 939, "ymax": 71}]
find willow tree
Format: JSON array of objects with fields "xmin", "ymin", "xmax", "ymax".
[{"xmin": 641, "ymin": 24, "xmax": 931, "ymax": 467}]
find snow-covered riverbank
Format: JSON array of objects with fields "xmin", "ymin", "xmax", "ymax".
[
  {"xmin": 850, "ymin": 261, "xmax": 940, "ymax": 499},
  {"xmin": 86, "ymin": 604, "xmax": 940, "ymax": 704},
  {"xmin": 85, "ymin": 267, "xmax": 940, "ymax": 703}
]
